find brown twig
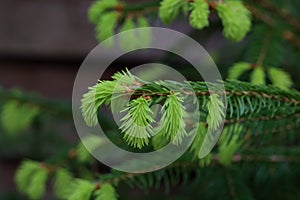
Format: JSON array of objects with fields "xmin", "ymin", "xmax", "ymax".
[
  {"xmin": 251, "ymin": 0, "xmax": 300, "ymax": 32},
  {"xmin": 225, "ymin": 170, "xmax": 238, "ymax": 200},
  {"xmin": 246, "ymin": 4, "xmax": 300, "ymax": 50},
  {"xmin": 256, "ymin": 29, "xmax": 272, "ymax": 66}
]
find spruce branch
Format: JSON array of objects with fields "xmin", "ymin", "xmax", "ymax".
[
  {"xmin": 81, "ymin": 71, "xmax": 300, "ymax": 150},
  {"xmin": 228, "ymin": 62, "xmax": 251, "ymax": 80},
  {"xmin": 206, "ymin": 93, "xmax": 225, "ymax": 130},
  {"xmin": 156, "ymin": 93, "xmax": 188, "ymax": 145},
  {"xmin": 189, "ymin": 0, "xmax": 210, "ymax": 29},
  {"xmin": 268, "ymin": 67, "xmax": 293, "ymax": 89},
  {"xmin": 218, "ymin": 124, "xmax": 243, "ymax": 166},
  {"xmin": 216, "ymin": 1, "xmax": 252, "ymax": 41},
  {"xmin": 120, "ymin": 96, "xmax": 154, "ymax": 149},
  {"xmin": 89, "ymin": 0, "xmax": 253, "ymax": 42},
  {"xmin": 15, "ymin": 161, "xmax": 49, "ymax": 200},
  {"xmin": 94, "ymin": 183, "xmax": 118, "ymax": 200},
  {"xmin": 88, "ymin": 0, "xmax": 119, "ymax": 24},
  {"xmin": 224, "ymin": 113, "xmax": 300, "ymax": 126},
  {"xmin": 15, "ymin": 146, "xmax": 300, "ymax": 200},
  {"xmin": 94, "ymin": 150, "xmax": 300, "ymax": 191},
  {"xmin": 88, "ymin": 0, "xmax": 300, "ymax": 47},
  {"xmin": 67, "ymin": 179, "xmax": 95, "ymax": 200},
  {"xmin": 159, "ymin": 0, "xmax": 189, "ymax": 24},
  {"xmin": 54, "ymin": 169, "xmax": 74, "ymax": 199},
  {"xmin": 95, "ymin": 11, "xmax": 119, "ymax": 46},
  {"xmin": 228, "ymin": 26, "xmax": 294, "ymax": 90},
  {"xmin": 250, "ymin": 66, "xmax": 265, "ymax": 85}
]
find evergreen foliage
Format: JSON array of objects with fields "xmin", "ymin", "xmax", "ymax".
[
  {"xmin": 268, "ymin": 67, "xmax": 293, "ymax": 89},
  {"xmin": 81, "ymin": 71, "xmax": 300, "ymax": 152},
  {"xmin": 228, "ymin": 62, "xmax": 293, "ymax": 89},
  {"xmin": 216, "ymin": 0, "xmax": 252, "ymax": 42},
  {"xmin": 218, "ymin": 124, "xmax": 243, "ymax": 166},
  {"xmin": 120, "ymin": 97, "xmax": 154, "ymax": 149},
  {"xmin": 94, "ymin": 184, "xmax": 118, "ymax": 200},
  {"xmin": 156, "ymin": 94, "xmax": 188, "ymax": 145},
  {"xmin": 159, "ymin": 0, "xmax": 188, "ymax": 24},
  {"xmin": 251, "ymin": 66, "xmax": 266, "ymax": 85},
  {"xmin": 67, "ymin": 179, "xmax": 95, "ymax": 200},
  {"xmin": 1, "ymin": 101, "xmax": 39, "ymax": 136},
  {"xmin": 206, "ymin": 93, "xmax": 225, "ymax": 130},
  {"xmin": 189, "ymin": 0, "xmax": 210, "ymax": 29},
  {"xmin": 54, "ymin": 169, "xmax": 74, "ymax": 199},
  {"xmin": 95, "ymin": 12, "xmax": 119, "ymax": 46},
  {"xmin": 15, "ymin": 160, "xmax": 40, "ymax": 193},
  {"xmin": 15, "ymin": 161, "xmax": 48, "ymax": 199},
  {"xmin": 87, "ymin": 0, "xmax": 252, "ymax": 43},
  {"xmin": 227, "ymin": 62, "xmax": 251, "ymax": 80},
  {"xmin": 88, "ymin": 0, "xmax": 119, "ymax": 24},
  {"xmin": 119, "ymin": 17, "xmax": 136, "ymax": 50},
  {"xmin": 6, "ymin": 0, "xmax": 300, "ymax": 199},
  {"xmin": 76, "ymin": 135, "xmax": 105, "ymax": 163},
  {"xmin": 136, "ymin": 17, "xmax": 151, "ymax": 46},
  {"xmin": 189, "ymin": 122, "xmax": 212, "ymax": 166}
]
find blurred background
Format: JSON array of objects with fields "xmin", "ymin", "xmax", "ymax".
[
  {"xmin": 0, "ymin": 0, "xmax": 97, "ymax": 99},
  {"xmin": 0, "ymin": 0, "xmax": 97, "ymax": 198}
]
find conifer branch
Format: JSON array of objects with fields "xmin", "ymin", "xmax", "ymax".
[
  {"xmin": 81, "ymin": 71, "xmax": 300, "ymax": 150},
  {"xmin": 95, "ymin": 151, "xmax": 300, "ymax": 188},
  {"xmin": 15, "ymin": 147, "xmax": 300, "ymax": 200}
]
